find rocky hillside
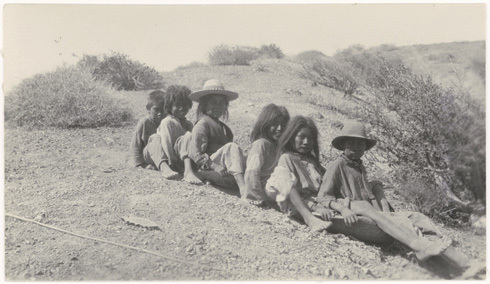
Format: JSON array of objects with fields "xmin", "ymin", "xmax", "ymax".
[{"xmin": 4, "ymin": 41, "xmax": 486, "ymax": 281}]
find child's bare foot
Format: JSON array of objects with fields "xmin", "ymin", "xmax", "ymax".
[
  {"xmin": 183, "ymin": 171, "xmax": 203, "ymax": 185},
  {"xmin": 160, "ymin": 163, "xmax": 179, "ymax": 179},
  {"xmin": 241, "ymin": 198, "xmax": 267, "ymax": 207},
  {"xmin": 306, "ymin": 217, "xmax": 333, "ymax": 232},
  {"xmin": 457, "ymin": 261, "xmax": 486, "ymax": 279},
  {"xmin": 414, "ymin": 240, "xmax": 449, "ymax": 261},
  {"xmin": 249, "ymin": 200, "xmax": 265, "ymax": 207}
]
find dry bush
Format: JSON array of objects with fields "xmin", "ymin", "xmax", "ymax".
[
  {"xmin": 258, "ymin": 44, "xmax": 284, "ymax": 59},
  {"xmin": 302, "ymin": 57, "xmax": 359, "ymax": 96},
  {"xmin": 175, "ymin": 61, "xmax": 207, "ymax": 70},
  {"xmin": 295, "ymin": 50, "xmax": 327, "ymax": 64},
  {"xmin": 355, "ymin": 56, "xmax": 485, "ymax": 221},
  {"xmin": 396, "ymin": 171, "xmax": 469, "ymax": 226},
  {"xmin": 77, "ymin": 53, "xmax": 165, "ymax": 91},
  {"xmin": 208, "ymin": 44, "xmax": 260, "ymax": 66},
  {"xmin": 5, "ymin": 66, "xmax": 133, "ymax": 129}
]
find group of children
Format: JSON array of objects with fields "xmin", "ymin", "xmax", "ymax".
[{"xmin": 129, "ymin": 79, "xmax": 484, "ymax": 279}]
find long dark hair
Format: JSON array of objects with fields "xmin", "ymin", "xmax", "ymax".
[
  {"xmin": 196, "ymin": 94, "xmax": 229, "ymax": 121},
  {"xmin": 250, "ymin": 103, "xmax": 290, "ymax": 142},
  {"xmin": 276, "ymin": 115, "xmax": 320, "ymax": 165},
  {"xmin": 164, "ymin": 85, "xmax": 192, "ymax": 117}
]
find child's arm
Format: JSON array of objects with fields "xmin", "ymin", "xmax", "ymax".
[
  {"xmin": 129, "ymin": 119, "xmax": 146, "ymax": 167},
  {"xmin": 244, "ymin": 141, "xmax": 268, "ymax": 201},
  {"xmin": 311, "ymin": 203, "xmax": 335, "ymax": 221},
  {"xmin": 329, "ymin": 199, "xmax": 358, "ymax": 226},
  {"xmin": 317, "ymin": 161, "xmax": 358, "ymax": 225},
  {"xmin": 188, "ymin": 120, "xmax": 212, "ymax": 170},
  {"xmin": 370, "ymin": 180, "xmax": 391, "ymax": 212}
]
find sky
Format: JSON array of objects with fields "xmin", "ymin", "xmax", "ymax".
[{"xmin": 2, "ymin": 1, "xmax": 487, "ymax": 93}]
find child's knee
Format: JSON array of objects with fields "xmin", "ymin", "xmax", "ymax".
[
  {"xmin": 369, "ymin": 180, "xmax": 384, "ymax": 191},
  {"xmin": 225, "ymin": 142, "xmax": 245, "ymax": 160},
  {"xmin": 224, "ymin": 142, "xmax": 241, "ymax": 152}
]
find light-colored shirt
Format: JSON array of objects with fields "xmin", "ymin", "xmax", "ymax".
[
  {"xmin": 278, "ymin": 152, "xmax": 324, "ymax": 199},
  {"xmin": 157, "ymin": 115, "xmax": 193, "ymax": 165},
  {"xmin": 244, "ymin": 138, "xmax": 279, "ymax": 201}
]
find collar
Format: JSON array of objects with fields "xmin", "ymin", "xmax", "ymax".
[
  {"xmin": 148, "ymin": 115, "xmax": 160, "ymax": 126},
  {"xmin": 169, "ymin": 114, "xmax": 186, "ymax": 123},
  {"xmin": 341, "ymin": 154, "xmax": 366, "ymax": 173}
]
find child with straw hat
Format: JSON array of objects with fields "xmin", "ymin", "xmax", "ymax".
[
  {"xmin": 186, "ymin": 79, "xmax": 247, "ymax": 195},
  {"xmin": 317, "ymin": 121, "xmax": 485, "ymax": 279}
]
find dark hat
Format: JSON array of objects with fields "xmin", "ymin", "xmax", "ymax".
[
  {"xmin": 189, "ymin": 79, "xmax": 238, "ymax": 102},
  {"xmin": 331, "ymin": 121, "xmax": 377, "ymax": 151}
]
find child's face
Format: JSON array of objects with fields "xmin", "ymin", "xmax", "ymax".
[
  {"xmin": 148, "ymin": 104, "xmax": 163, "ymax": 124},
  {"xmin": 343, "ymin": 138, "xmax": 367, "ymax": 160},
  {"xmin": 268, "ymin": 116, "xmax": 288, "ymax": 141},
  {"xmin": 203, "ymin": 94, "xmax": 227, "ymax": 119},
  {"xmin": 171, "ymin": 102, "xmax": 190, "ymax": 119},
  {"xmin": 294, "ymin": 127, "xmax": 313, "ymax": 155}
]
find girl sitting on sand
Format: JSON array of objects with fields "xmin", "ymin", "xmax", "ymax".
[
  {"xmin": 187, "ymin": 79, "xmax": 247, "ymax": 194},
  {"xmin": 265, "ymin": 115, "xmax": 333, "ymax": 232},
  {"xmin": 243, "ymin": 103, "xmax": 290, "ymax": 206}
]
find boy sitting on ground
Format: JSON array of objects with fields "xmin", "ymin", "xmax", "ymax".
[
  {"xmin": 317, "ymin": 121, "xmax": 485, "ymax": 279},
  {"xmin": 129, "ymin": 90, "xmax": 165, "ymax": 169},
  {"xmin": 143, "ymin": 85, "xmax": 202, "ymax": 184}
]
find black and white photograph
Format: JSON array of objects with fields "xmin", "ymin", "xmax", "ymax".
[{"xmin": 2, "ymin": 0, "xmax": 487, "ymax": 281}]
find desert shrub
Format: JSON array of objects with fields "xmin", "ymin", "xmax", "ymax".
[
  {"xmin": 77, "ymin": 52, "xmax": 165, "ymax": 91},
  {"xmin": 470, "ymin": 53, "xmax": 485, "ymax": 80},
  {"xmin": 258, "ymin": 44, "xmax": 284, "ymax": 59},
  {"xmin": 371, "ymin": 44, "xmax": 399, "ymax": 53},
  {"xmin": 334, "ymin": 44, "xmax": 366, "ymax": 59},
  {"xmin": 333, "ymin": 45, "xmax": 405, "ymax": 88},
  {"xmin": 395, "ymin": 171, "xmax": 467, "ymax": 225},
  {"xmin": 302, "ymin": 57, "xmax": 359, "ymax": 96},
  {"xmin": 356, "ymin": 55, "xmax": 485, "ymax": 220},
  {"xmin": 295, "ymin": 50, "xmax": 327, "ymax": 63},
  {"xmin": 77, "ymin": 54, "xmax": 99, "ymax": 73},
  {"xmin": 208, "ymin": 44, "xmax": 260, "ymax": 66},
  {"xmin": 5, "ymin": 66, "xmax": 133, "ymax": 128},
  {"xmin": 175, "ymin": 61, "xmax": 207, "ymax": 70}
]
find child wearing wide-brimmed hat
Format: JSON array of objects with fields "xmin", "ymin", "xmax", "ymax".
[
  {"xmin": 317, "ymin": 121, "xmax": 485, "ymax": 279},
  {"xmin": 186, "ymin": 79, "xmax": 247, "ymax": 194}
]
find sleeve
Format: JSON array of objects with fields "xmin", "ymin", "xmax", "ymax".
[
  {"xmin": 244, "ymin": 141, "xmax": 268, "ymax": 201},
  {"xmin": 185, "ymin": 119, "xmax": 193, "ymax": 132},
  {"xmin": 189, "ymin": 120, "xmax": 211, "ymax": 169},
  {"xmin": 317, "ymin": 161, "xmax": 342, "ymax": 209},
  {"xmin": 157, "ymin": 119, "xmax": 178, "ymax": 164},
  {"xmin": 129, "ymin": 119, "xmax": 146, "ymax": 167}
]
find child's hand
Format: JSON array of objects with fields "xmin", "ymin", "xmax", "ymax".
[
  {"xmin": 213, "ymin": 164, "xmax": 230, "ymax": 178},
  {"xmin": 314, "ymin": 205, "xmax": 334, "ymax": 221},
  {"xmin": 340, "ymin": 208, "xmax": 358, "ymax": 226}
]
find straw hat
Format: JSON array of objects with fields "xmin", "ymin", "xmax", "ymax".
[
  {"xmin": 327, "ymin": 216, "xmax": 394, "ymax": 244},
  {"xmin": 189, "ymin": 79, "xmax": 238, "ymax": 102},
  {"xmin": 331, "ymin": 121, "xmax": 377, "ymax": 151}
]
